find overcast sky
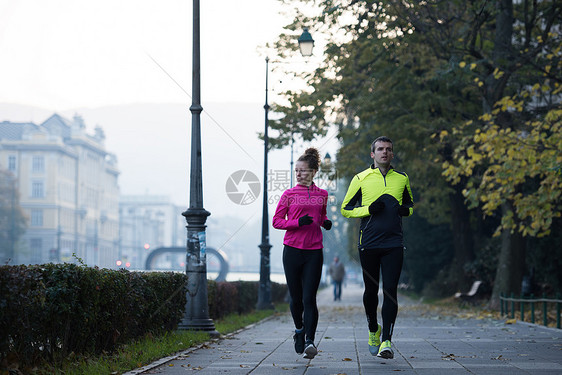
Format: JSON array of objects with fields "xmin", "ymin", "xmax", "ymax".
[
  {"xmin": 0, "ymin": 0, "xmax": 339, "ymax": 207},
  {"xmin": 0, "ymin": 0, "xmax": 339, "ymax": 205},
  {"xmin": 0, "ymin": 0, "xmax": 343, "ymax": 266},
  {"xmin": 0, "ymin": 0, "xmax": 297, "ymax": 110}
]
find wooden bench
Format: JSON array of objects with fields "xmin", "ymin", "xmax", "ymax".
[{"xmin": 454, "ymin": 280, "xmax": 483, "ymax": 302}]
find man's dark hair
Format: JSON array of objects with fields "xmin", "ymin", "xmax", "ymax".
[{"xmin": 371, "ymin": 136, "xmax": 393, "ymax": 153}]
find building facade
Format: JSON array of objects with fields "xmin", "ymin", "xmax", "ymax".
[
  {"xmin": 0, "ymin": 114, "xmax": 120, "ymax": 267},
  {"xmin": 119, "ymin": 195, "xmax": 186, "ymax": 270}
]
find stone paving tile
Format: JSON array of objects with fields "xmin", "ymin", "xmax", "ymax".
[{"xmin": 129, "ymin": 282, "xmax": 562, "ymax": 375}]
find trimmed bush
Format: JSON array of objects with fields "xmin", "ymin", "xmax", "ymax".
[
  {"xmin": 0, "ymin": 264, "xmax": 287, "ymax": 369},
  {"xmin": 0, "ymin": 264, "xmax": 187, "ymax": 366},
  {"xmin": 207, "ymin": 280, "xmax": 286, "ymax": 319}
]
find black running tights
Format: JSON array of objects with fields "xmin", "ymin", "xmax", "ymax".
[
  {"xmin": 283, "ymin": 245, "xmax": 323, "ymax": 342},
  {"xmin": 359, "ymin": 247, "xmax": 404, "ymax": 342}
]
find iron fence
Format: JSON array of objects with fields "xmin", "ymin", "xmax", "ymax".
[{"xmin": 500, "ymin": 293, "xmax": 561, "ymax": 329}]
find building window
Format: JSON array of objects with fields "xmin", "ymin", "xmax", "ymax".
[
  {"xmin": 32, "ymin": 156, "xmax": 45, "ymax": 172},
  {"xmin": 8, "ymin": 155, "xmax": 16, "ymax": 171},
  {"xmin": 30, "ymin": 238, "xmax": 42, "ymax": 264},
  {"xmin": 31, "ymin": 181, "xmax": 44, "ymax": 198},
  {"xmin": 31, "ymin": 209, "xmax": 43, "ymax": 226}
]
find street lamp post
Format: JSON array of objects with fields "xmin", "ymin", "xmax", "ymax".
[
  {"xmin": 297, "ymin": 28, "xmax": 315, "ymax": 57},
  {"xmin": 289, "ymin": 28, "xmax": 315, "ymax": 186},
  {"xmin": 256, "ymin": 29, "xmax": 315, "ymax": 310},
  {"xmin": 178, "ymin": 0, "xmax": 218, "ymax": 336},
  {"xmin": 290, "ymin": 135, "xmax": 295, "ymax": 188},
  {"xmin": 257, "ymin": 56, "xmax": 274, "ymax": 310}
]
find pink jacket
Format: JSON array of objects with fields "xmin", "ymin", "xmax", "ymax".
[{"xmin": 272, "ymin": 183, "xmax": 328, "ymax": 250}]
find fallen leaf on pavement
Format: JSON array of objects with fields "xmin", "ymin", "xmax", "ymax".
[{"xmin": 491, "ymin": 355, "xmax": 507, "ymax": 360}]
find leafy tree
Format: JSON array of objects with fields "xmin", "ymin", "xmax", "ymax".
[
  {"xmin": 270, "ymin": 0, "xmax": 484, "ymax": 292},
  {"xmin": 402, "ymin": 214, "xmax": 454, "ymax": 294},
  {"xmin": 269, "ymin": 0, "xmax": 561, "ymax": 299},
  {"xmin": 440, "ymin": 0, "xmax": 561, "ymax": 304},
  {"xmin": 527, "ymin": 218, "xmax": 562, "ymax": 293},
  {"xmin": 0, "ymin": 170, "xmax": 27, "ymax": 263},
  {"xmin": 443, "ymin": 88, "xmax": 561, "ymax": 238},
  {"xmin": 300, "ymin": 156, "xmax": 355, "ymax": 266}
]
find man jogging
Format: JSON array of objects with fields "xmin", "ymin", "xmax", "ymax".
[{"xmin": 340, "ymin": 136, "xmax": 413, "ymax": 359}]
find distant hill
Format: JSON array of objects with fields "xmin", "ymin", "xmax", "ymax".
[{"xmin": 0, "ymin": 102, "xmax": 53, "ymax": 123}]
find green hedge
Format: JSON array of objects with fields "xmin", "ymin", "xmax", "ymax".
[
  {"xmin": 0, "ymin": 264, "xmax": 287, "ymax": 368},
  {"xmin": 0, "ymin": 264, "xmax": 187, "ymax": 366},
  {"xmin": 207, "ymin": 280, "xmax": 288, "ymax": 319}
]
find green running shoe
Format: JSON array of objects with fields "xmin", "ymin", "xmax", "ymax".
[
  {"xmin": 377, "ymin": 340, "xmax": 394, "ymax": 359},
  {"xmin": 368, "ymin": 324, "xmax": 382, "ymax": 355}
]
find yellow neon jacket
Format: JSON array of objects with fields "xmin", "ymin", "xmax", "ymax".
[{"xmin": 341, "ymin": 165, "xmax": 413, "ymax": 250}]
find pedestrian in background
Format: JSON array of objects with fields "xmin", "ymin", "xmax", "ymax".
[
  {"xmin": 273, "ymin": 147, "xmax": 332, "ymax": 360},
  {"xmin": 340, "ymin": 136, "xmax": 413, "ymax": 359},
  {"xmin": 328, "ymin": 255, "xmax": 346, "ymax": 301}
]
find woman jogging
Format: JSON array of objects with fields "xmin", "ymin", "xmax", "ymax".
[{"xmin": 272, "ymin": 147, "xmax": 332, "ymax": 360}]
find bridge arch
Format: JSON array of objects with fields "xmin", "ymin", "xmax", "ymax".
[{"xmin": 144, "ymin": 247, "xmax": 229, "ymax": 281}]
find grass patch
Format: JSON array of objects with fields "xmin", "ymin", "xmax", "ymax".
[
  {"xmin": 215, "ymin": 304, "xmax": 288, "ymax": 334},
  {"xmin": 33, "ymin": 304, "xmax": 288, "ymax": 375}
]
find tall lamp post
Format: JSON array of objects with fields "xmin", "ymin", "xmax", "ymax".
[
  {"xmin": 290, "ymin": 27, "xmax": 315, "ymax": 188},
  {"xmin": 178, "ymin": 0, "xmax": 218, "ymax": 336},
  {"xmin": 290, "ymin": 135, "xmax": 295, "ymax": 188},
  {"xmin": 256, "ymin": 56, "xmax": 275, "ymax": 310},
  {"xmin": 256, "ymin": 29, "xmax": 315, "ymax": 310}
]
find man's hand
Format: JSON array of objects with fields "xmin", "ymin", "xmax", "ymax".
[
  {"xmin": 298, "ymin": 214, "xmax": 313, "ymax": 226},
  {"xmin": 322, "ymin": 220, "xmax": 332, "ymax": 230},
  {"xmin": 368, "ymin": 201, "xmax": 385, "ymax": 215},
  {"xmin": 398, "ymin": 205, "xmax": 410, "ymax": 217}
]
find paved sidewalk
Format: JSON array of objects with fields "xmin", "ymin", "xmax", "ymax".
[{"xmin": 127, "ymin": 282, "xmax": 562, "ymax": 375}]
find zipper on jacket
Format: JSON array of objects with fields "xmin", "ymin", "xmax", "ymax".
[
  {"xmin": 359, "ymin": 216, "xmax": 373, "ymax": 246},
  {"xmin": 359, "ymin": 230, "xmax": 363, "ymax": 245},
  {"xmin": 379, "ymin": 168, "xmax": 391, "ymax": 186}
]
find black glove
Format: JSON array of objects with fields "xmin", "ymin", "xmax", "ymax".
[
  {"xmin": 398, "ymin": 205, "xmax": 410, "ymax": 217},
  {"xmin": 322, "ymin": 219, "xmax": 332, "ymax": 230},
  {"xmin": 298, "ymin": 214, "xmax": 313, "ymax": 226},
  {"xmin": 368, "ymin": 200, "xmax": 385, "ymax": 215}
]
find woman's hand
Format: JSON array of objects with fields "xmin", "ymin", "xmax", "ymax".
[{"xmin": 298, "ymin": 214, "xmax": 313, "ymax": 226}]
